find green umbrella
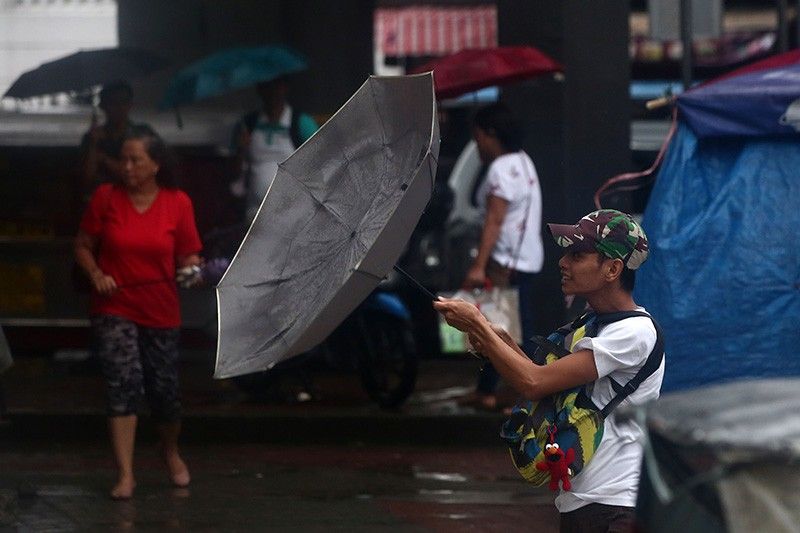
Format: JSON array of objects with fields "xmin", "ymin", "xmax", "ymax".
[{"xmin": 159, "ymin": 45, "xmax": 307, "ymax": 109}]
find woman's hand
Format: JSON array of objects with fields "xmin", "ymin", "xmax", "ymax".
[
  {"xmin": 176, "ymin": 254, "xmax": 204, "ymax": 288},
  {"xmin": 176, "ymin": 265, "xmax": 203, "ymax": 288},
  {"xmin": 91, "ymin": 270, "xmax": 117, "ymax": 296},
  {"xmin": 433, "ymin": 297, "xmax": 487, "ymax": 333}
]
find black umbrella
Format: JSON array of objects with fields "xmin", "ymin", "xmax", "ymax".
[{"xmin": 3, "ymin": 47, "xmax": 169, "ymax": 99}]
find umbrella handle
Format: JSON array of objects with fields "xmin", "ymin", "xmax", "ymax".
[{"xmin": 393, "ymin": 265, "xmax": 437, "ymax": 301}]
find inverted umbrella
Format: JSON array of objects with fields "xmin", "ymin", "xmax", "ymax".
[
  {"xmin": 159, "ymin": 45, "xmax": 307, "ymax": 109},
  {"xmin": 3, "ymin": 47, "xmax": 169, "ymax": 99},
  {"xmin": 214, "ymin": 73, "xmax": 439, "ymax": 378},
  {"xmin": 409, "ymin": 46, "xmax": 562, "ymax": 100}
]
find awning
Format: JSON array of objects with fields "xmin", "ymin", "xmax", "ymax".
[{"xmin": 375, "ymin": 5, "xmax": 497, "ymax": 57}]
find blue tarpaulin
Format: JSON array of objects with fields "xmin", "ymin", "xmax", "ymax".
[{"xmin": 635, "ymin": 52, "xmax": 800, "ymax": 392}]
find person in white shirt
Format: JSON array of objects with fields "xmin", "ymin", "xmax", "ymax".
[
  {"xmin": 436, "ymin": 209, "xmax": 664, "ymax": 533},
  {"xmin": 230, "ymin": 76, "xmax": 319, "ymax": 221},
  {"xmin": 463, "ymin": 103, "xmax": 543, "ymax": 411}
]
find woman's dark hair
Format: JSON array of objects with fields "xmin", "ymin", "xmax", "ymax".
[
  {"xmin": 123, "ymin": 125, "xmax": 178, "ymax": 188},
  {"xmin": 472, "ymin": 103, "xmax": 524, "ymax": 152}
]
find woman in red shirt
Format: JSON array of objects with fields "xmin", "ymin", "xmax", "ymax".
[{"xmin": 74, "ymin": 126, "xmax": 202, "ymax": 500}]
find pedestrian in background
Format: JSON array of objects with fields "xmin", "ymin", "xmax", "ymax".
[
  {"xmin": 229, "ymin": 75, "xmax": 318, "ymax": 222},
  {"xmin": 436, "ymin": 209, "xmax": 664, "ymax": 532},
  {"xmin": 78, "ymin": 80, "xmax": 155, "ymax": 195},
  {"xmin": 461, "ymin": 102, "xmax": 543, "ymax": 411},
  {"xmin": 74, "ymin": 126, "xmax": 202, "ymax": 500}
]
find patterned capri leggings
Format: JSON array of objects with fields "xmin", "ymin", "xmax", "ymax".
[{"xmin": 92, "ymin": 315, "xmax": 182, "ymax": 421}]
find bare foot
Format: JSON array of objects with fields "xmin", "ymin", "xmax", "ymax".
[
  {"xmin": 164, "ymin": 454, "xmax": 191, "ymax": 488},
  {"xmin": 110, "ymin": 476, "xmax": 136, "ymax": 500}
]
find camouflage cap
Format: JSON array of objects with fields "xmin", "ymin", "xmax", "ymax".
[{"xmin": 547, "ymin": 209, "xmax": 649, "ymax": 270}]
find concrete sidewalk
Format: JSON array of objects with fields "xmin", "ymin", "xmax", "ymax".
[{"xmin": 1, "ymin": 350, "xmax": 513, "ymax": 446}]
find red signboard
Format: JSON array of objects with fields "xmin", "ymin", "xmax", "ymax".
[{"xmin": 375, "ymin": 6, "xmax": 497, "ymax": 57}]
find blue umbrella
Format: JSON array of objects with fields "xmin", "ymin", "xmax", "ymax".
[
  {"xmin": 677, "ymin": 49, "xmax": 800, "ymax": 139},
  {"xmin": 159, "ymin": 45, "xmax": 307, "ymax": 109}
]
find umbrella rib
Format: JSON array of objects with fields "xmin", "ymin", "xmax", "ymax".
[
  {"xmin": 279, "ymin": 164, "xmax": 356, "ymax": 235},
  {"xmin": 368, "ymin": 80, "xmax": 389, "ymax": 149},
  {"xmin": 275, "ymin": 162, "xmax": 390, "ymax": 268},
  {"xmin": 248, "ymin": 325, "xmax": 293, "ymax": 364},
  {"xmin": 353, "ymin": 268, "xmax": 384, "ymax": 282}
]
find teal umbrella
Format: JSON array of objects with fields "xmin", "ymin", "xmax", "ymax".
[{"xmin": 159, "ymin": 45, "xmax": 307, "ymax": 109}]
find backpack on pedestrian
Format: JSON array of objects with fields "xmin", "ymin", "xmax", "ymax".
[
  {"xmin": 241, "ymin": 108, "xmax": 305, "ymax": 149},
  {"xmin": 499, "ymin": 310, "xmax": 664, "ymax": 489}
]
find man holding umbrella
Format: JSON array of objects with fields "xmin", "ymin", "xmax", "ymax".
[
  {"xmin": 79, "ymin": 81, "xmax": 155, "ymax": 195},
  {"xmin": 436, "ymin": 209, "xmax": 664, "ymax": 532},
  {"xmin": 158, "ymin": 45, "xmax": 315, "ymax": 221},
  {"xmin": 229, "ymin": 76, "xmax": 319, "ymax": 221}
]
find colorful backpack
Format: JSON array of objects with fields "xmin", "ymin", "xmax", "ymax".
[{"xmin": 499, "ymin": 310, "xmax": 664, "ymax": 488}]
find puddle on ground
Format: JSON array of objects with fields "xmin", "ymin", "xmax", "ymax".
[
  {"xmin": 412, "ymin": 471, "xmax": 468, "ymax": 483},
  {"xmin": 36, "ymin": 485, "xmax": 96, "ymax": 497},
  {"xmin": 411, "ymin": 386, "xmax": 473, "ymax": 404},
  {"xmin": 408, "ymin": 488, "xmax": 553, "ymax": 506}
]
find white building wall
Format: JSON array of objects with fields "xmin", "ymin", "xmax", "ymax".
[{"xmin": 0, "ymin": 0, "xmax": 117, "ymax": 103}]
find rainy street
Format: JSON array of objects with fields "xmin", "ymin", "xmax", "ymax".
[
  {"xmin": 3, "ymin": 2, "xmax": 798, "ymax": 531},
  {"xmin": 1, "ymin": 440, "xmax": 559, "ymax": 531},
  {"xmin": 0, "ymin": 355, "xmax": 560, "ymax": 531}
]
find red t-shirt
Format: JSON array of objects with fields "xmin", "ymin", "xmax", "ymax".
[{"xmin": 80, "ymin": 184, "xmax": 202, "ymax": 328}]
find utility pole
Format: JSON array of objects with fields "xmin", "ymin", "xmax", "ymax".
[
  {"xmin": 778, "ymin": 0, "xmax": 789, "ymax": 52},
  {"xmin": 797, "ymin": 0, "xmax": 800, "ymax": 48},
  {"xmin": 680, "ymin": 0, "xmax": 693, "ymax": 90}
]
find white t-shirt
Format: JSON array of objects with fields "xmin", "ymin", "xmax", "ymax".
[
  {"xmin": 230, "ymin": 106, "xmax": 298, "ymax": 221},
  {"xmin": 555, "ymin": 309, "xmax": 665, "ymax": 513},
  {"xmin": 475, "ymin": 151, "xmax": 543, "ymax": 273}
]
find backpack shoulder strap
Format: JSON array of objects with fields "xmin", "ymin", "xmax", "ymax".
[
  {"xmin": 243, "ymin": 108, "xmax": 304, "ymax": 149},
  {"xmin": 289, "ymin": 108, "xmax": 303, "ymax": 149},
  {"xmin": 530, "ymin": 312, "xmax": 595, "ymax": 362},
  {"xmin": 559, "ymin": 311, "xmax": 596, "ymax": 335},
  {"xmin": 242, "ymin": 110, "xmax": 260, "ymax": 133},
  {"xmin": 593, "ymin": 311, "xmax": 665, "ymax": 417}
]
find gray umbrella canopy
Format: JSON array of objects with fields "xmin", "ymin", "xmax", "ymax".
[{"xmin": 215, "ymin": 73, "xmax": 439, "ymax": 379}]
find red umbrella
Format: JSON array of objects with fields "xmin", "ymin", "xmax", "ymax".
[{"xmin": 409, "ymin": 46, "xmax": 562, "ymax": 100}]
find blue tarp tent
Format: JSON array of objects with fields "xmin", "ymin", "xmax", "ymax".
[{"xmin": 635, "ymin": 51, "xmax": 800, "ymax": 392}]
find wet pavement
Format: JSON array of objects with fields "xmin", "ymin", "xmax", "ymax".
[
  {"xmin": 0, "ymin": 442, "xmax": 559, "ymax": 531},
  {"xmin": 2, "ymin": 351, "xmax": 515, "ymax": 446},
  {"xmin": 0, "ymin": 351, "xmax": 561, "ymax": 530}
]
